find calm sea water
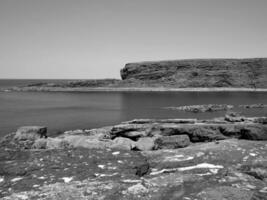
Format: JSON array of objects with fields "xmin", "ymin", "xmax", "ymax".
[{"xmin": 0, "ymin": 80, "xmax": 267, "ymax": 137}]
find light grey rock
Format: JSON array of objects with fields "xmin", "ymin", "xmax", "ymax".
[
  {"xmin": 135, "ymin": 137, "xmax": 156, "ymax": 151},
  {"xmin": 110, "ymin": 137, "xmax": 136, "ymax": 150}
]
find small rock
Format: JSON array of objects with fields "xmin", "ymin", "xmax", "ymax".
[{"xmin": 127, "ymin": 183, "xmax": 148, "ymax": 194}]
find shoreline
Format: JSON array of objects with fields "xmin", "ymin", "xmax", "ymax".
[{"xmin": 2, "ymin": 86, "xmax": 267, "ymax": 92}]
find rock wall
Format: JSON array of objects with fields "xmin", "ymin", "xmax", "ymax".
[{"xmin": 120, "ymin": 58, "xmax": 267, "ymax": 88}]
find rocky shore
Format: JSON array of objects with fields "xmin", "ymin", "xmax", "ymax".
[{"xmin": 1, "ymin": 115, "xmax": 267, "ymax": 199}]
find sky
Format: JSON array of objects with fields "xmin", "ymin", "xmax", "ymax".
[{"xmin": 0, "ymin": 0, "xmax": 267, "ymax": 79}]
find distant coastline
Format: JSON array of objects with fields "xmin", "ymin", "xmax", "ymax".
[{"xmin": 4, "ymin": 86, "xmax": 267, "ymax": 92}]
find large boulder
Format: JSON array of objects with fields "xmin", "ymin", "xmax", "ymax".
[
  {"xmin": 150, "ymin": 124, "xmax": 227, "ymax": 142},
  {"xmin": 32, "ymin": 138, "xmax": 70, "ymax": 149},
  {"xmin": 63, "ymin": 135, "xmax": 112, "ymax": 149},
  {"xmin": 135, "ymin": 137, "xmax": 156, "ymax": 151},
  {"xmin": 154, "ymin": 135, "xmax": 190, "ymax": 149},
  {"xmin": 110, "ymin": 137, "xmax": 136, "ymax": 150}
]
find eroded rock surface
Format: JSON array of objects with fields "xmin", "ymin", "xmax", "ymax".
[
  {"xmin": 120, "ymin": 58, "xmax": 267, "ymax": 88},
  {"xmin": 1, "ymin": 116, "xmax": 267, "ymax": 199}
]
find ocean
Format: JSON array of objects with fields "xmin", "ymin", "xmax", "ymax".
[{"xmin": 0, "ymin": 79, "xmax": 267, "ymax": 137}]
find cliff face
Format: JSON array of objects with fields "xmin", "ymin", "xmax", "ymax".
[{"xmin": 120, "ymin": 58, "xmax": 267, "ymax": 88}]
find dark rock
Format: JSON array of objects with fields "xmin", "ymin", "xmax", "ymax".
[
  {"xmin": 27, "ymin": 79, "xmax": 122, "ymax": 88},
  {"xmin": 225, "ymin": 112, "xmax": 245, "ymax": 122},
  {"xmin": 135, "ymin": 162, "xmax": 150, "ymax": 177},
  {"xmin": 239, "ymin": 104, "xmax": 267, "ymax": 109},
  {"xmin": 110, "ymin": 124, "xmax": 150, "ymax": 139},
  {"xmin": 219, "ymin": 124, "xmax": 244, "ymax": 138},
  {"xmin": 165, "ymin": 104, "xmax": 233, "ymax": 113},
  {"xmin": 252, "ymin": 117, "xmax": 267, "ymax": 124},
  {"xmin": 240, "ymin": 158, "xmax": 267, "ymax": 180},
  {"xmin": 151, "ymin": 124, "xmax": 227, "ymax": 142},
  {"xmin": 124, "ymin": 118, "xmax": 197, "ymax": 124},
  {"xmin": 14, "ymin": 126, "xmax": 47, "ymax": 141},
  {"xmin": 154, "ymin": 135, "xmax": 190, "ymax": 149},
  {"xmin": 240, "ymin": 125, "xmax": 267, "ymax": 140}
]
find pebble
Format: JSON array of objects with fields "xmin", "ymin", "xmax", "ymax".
[
  {"xmin": 33, "ymin": 184, "xmax": 40, "ymax": 188},
  {"xmin": 260, "ymin": 187, "xmax": 267, "ymax": 193},
  {"xmin": 122, "ymin": 179, "xmax": 142, "ymax": 183},
  {"xmin": 0, "ymin": 177, "xmax": 4, "ymax": 183},
  {"xmin": 15, "ymin": 194, "xmax": 28, "ymax": 200},
  {"xmin": 62, "ymin": 177, "xmax": 73, "ymax": 183},
  {"xmin": 112, "ymin": 151, "xmax": 120, "ymax": 155},
  {"xmin": 98, "ymin": 165, "xmax": 105, "ymax": 169},
  {"xmin": 11, "ymin": 177, "xmax": 23, "ymax": 182}
]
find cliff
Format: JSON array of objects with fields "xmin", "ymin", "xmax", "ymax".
[{"xmin": 120, "ymin": 58, "xmax": 267, "ymax": 88}]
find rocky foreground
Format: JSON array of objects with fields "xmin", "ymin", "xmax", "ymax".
[{"xmin": 1, "ymin": 115, "xmax": 267, "ymax": 200}]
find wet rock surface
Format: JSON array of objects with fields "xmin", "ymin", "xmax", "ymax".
[{"xmin": 1, "ymin": 116, "xmax": 267, "ymax": 199}]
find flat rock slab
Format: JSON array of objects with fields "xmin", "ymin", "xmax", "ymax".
[
  {"xmin": 0, "ymin": 148, "xmax": 149, "ymax": 198},
  {"xmin": 1, "ymin": 139, "xmax": 267, "ymax": 200},
  {"xmin": 142, "ymin": 139, "xmax": 267, "ymax": 199}
]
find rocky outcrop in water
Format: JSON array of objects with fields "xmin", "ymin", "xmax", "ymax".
[
  {"xmin": 1, "ymin": 116, "xmax": 267, "ymax": 199},
  {"xmin": 120, "ymin": 58, "xmax": 267, "ymax": 88},
  {"xmin": 165, "ymin": 104, "xmax": 234, "ymax": 113}
]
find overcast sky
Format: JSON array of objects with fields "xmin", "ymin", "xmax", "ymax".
[{"xmin": 0, "ymin": 0, "xmax": 267, "ymax": 79}]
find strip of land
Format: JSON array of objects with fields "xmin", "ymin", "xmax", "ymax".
[{"xmin": 4, "ymin": 86, "xmax": 267, "ymax": 92}]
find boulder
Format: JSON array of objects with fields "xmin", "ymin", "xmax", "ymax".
[
  {"xmin": 63, "ymin": 135, "xmax": 112, "ymax": 149},
  {"xmin": 121, "ymin": 131, "xmax": 147, "ymax": 140},
  {"xmin": 219, "ymin": 124, "xmax": 244, "ymax": 138},
  {"xmin": 110, "ymin": 137, "xmax": 136, "ymax": 150},
  {"xmin": 252, "ymin": 117, "xmax": 267, "ymax": 124},
  {"xmin": 135, "ymin": 137, "xmax": 156, "ymax": 151},
  {"xmin": 14, "ymin": 126, "xmax": 47, "ymax": 141},
  {"xmin": 110, "ymin": 124, "xmax": 151, "ymax": 138},
  {"xmin": 154, "ymin": 135, "xmax": 190, "ymax": 149},
  {"xmin": 151, "ymin": 124, "xmax": 227, "ymax": 142},
  {"xmin": 224, "ymin": 112, "xmax": 245, "ymax": 122}
]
